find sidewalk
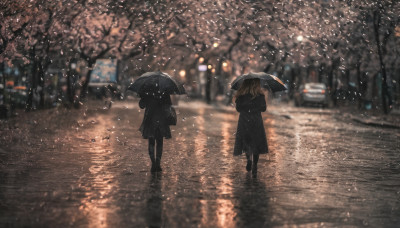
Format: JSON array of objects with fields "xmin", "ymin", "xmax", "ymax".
[
  {"xmin": 337, "ymin": 105, "xmax": 400, "ymax": 129},
  {"xmin": 180, "ymin": 96, "xmax": 400, "ymax": 129}
]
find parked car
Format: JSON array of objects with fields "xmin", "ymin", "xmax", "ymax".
[{"xmin": 294, "ymin": 83, "xmax": 328, "ymax": 107}]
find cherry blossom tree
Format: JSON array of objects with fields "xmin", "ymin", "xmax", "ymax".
[{"xmin": 1, "ymin": 0, "xmax": 399, "ymax": 111}]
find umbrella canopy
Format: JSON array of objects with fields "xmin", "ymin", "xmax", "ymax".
[
  {"xmin": 231, "ymin": 72, "xmax": 287, "ymax": 92},
  {"xmin": 128, "ymin": 71, "xmax": 186, "ymax": 95}
]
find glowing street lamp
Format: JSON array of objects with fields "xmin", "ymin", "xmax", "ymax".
[
  {"xmin": 297, "ymin": 35, "xmax": 304, "ymax": 42},
  {"xmin": 213, "ymin": 42, "xmax": 219, "ymax": 48},
  {"xmin": 179, "ymin": 70, "xmax": 186, "ymax": 78},
  {"xmin": 222, "ymin": 61, "xmax": 230, "ymax": 72},
  {"xmin": 199, "ymin": 57, "xmax": 205, "ymax": 64}
]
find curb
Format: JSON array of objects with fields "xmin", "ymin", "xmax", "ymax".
[{"xmin": 349, "ymin": 115, "xmax": 400, "ymax": 129}]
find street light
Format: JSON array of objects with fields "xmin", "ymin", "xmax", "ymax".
[
  {"xmin": 297, "ymin": 35, "xmax": 304, "ymax": 42},
  {"xmin": 199, "ymin": 57, "xmax": 205, "ymax": 64},
  {"xmin": 222, "ymin": 61, "xmax": 230, "ymax": 72},
  {"xmin": 179, "ymin": 70, "xmax": 186, "ymax": 79},
  {"xmin": 213, "ymin": 42, "xmax": 219, "ymax": 48}
]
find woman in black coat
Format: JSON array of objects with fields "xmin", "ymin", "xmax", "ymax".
[
  {"xmin": 233, "ymin": 78, "xmax": 268, "ymax": 176},
  {"xmin": 139, "ymin": 92, "xmax": 172, "ymax": 172}
]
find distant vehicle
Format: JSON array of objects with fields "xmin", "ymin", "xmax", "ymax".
[{"xmin": 294, "ymin": 82, "xmax": 328, "ymax": 107}]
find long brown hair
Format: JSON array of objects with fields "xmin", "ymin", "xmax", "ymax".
[{"xmin": 234, "ymin": 78, "xmax": 263, "ymax": 100}]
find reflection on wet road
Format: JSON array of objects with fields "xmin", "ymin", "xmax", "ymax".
[
  {"xmin": 0, "ymin": 100, "xmax": 399, "ymax": 227},
  {"xmin": 77, "ymin": 115, "xmax": 119, "ymax": 228},
  {"xmin": 216, "ymin": 120, "xmax": 236, "ymax": 228}
]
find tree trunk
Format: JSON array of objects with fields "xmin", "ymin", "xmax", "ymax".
[
  {"xmin": 1, "ymin": 62, "xmax": 5, "ymax": 105},
  {"xmin": 328, "ymin": 65, "xmax": 334, "ymax": 91},
  {"xmin": 66, "ymin": 69, "xmax": 74, "ymax": 104},
  {"xmin": 329, "ymin": 57, "xmax": 341, "ymax": 106},
  {"xmin": 356, "ymin": 62, "xmax": 362, "ymax": 109},
  {"xmin": 205, "ymin": 68, "xmax": 212, "ymax": 104},
  {"xmin": 288, "ymin": 67, "xmax": 296, "ymax": 99},
  {"xmin": 38, "ymin": 62, "xmax": 45, "ymax": 108},
  {"xmin": 373, "ymin": 10, "xmax": 391, "ymax": 114},
  {"xmin": 80, "ymin": 60, "xmax": 95, "ymax": 100},
  {"xmin": 26, "ymin": 55, "xmax": 38, "ymax": 112},
  {"xmin": 318, "ymin": 63, "xmax": 325, "ymax": 83}
]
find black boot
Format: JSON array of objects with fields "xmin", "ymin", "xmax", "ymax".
[
  {"xmin": 151, "ymin": 162, "xmax": 157, "ymax": 173},
  {"xmin": 149, "ymin": 138, "xmax": 156, "ymax": 172},
  {"xmin": 246, "ymin": 160, "xmax": 252, "ymax": 171},
  {"xmin": 155, "ymin": 136, "xmax": 163, "ymax": 172},
  {"xmin": 155, "ymin": 158, "xmax": 162, "ymax": 172},
  {"xmin": 251, "ymin": 163, "xmax": 257, "ymax": 177},
  {"xmin": 252, "ymin": 154, "xmax": 259, "ymax": 177},
  {"xmin": 246, "ymin": 153, "xmax": 252, "ymax": 171}
]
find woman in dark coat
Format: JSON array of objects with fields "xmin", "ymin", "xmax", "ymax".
[
  {"xmin": 139, "ymin": 92, "xmax": 172, "ymax": 172},
  {"xmin": 233, "ymin": 78, "xmax": 268, "ymax": 176}
]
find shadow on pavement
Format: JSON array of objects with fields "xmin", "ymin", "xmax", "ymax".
[
  {"xmin": 233, "ymin": 173, "xmax": 272, "ymax": 227},
  {"xmin": 145, "ymin": 173, "xmax": 163, "ymax": 228}
]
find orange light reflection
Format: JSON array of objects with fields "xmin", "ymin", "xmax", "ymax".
[
  {"xmin": 265, "ymin": 117, "xmax": 283, "ymax": 185},
  {"xmin": 193, "ymin": 108, "xmax": 210, "ymax": 225},
  {"xmin": 216, "ymin": 120, "xmax": 236, "ymax": 227},
  {"xmin": 78, "ymin": 116, "xmax": 118, "ymax": 228}
]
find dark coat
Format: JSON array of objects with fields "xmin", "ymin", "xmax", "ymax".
[
  {"xmin": 233, "ymin": 94, "xmax": 268, "ymax": 156},
  {"xmin": 139, "ymin": 94, "xmax": 172, "ymax": 139}
]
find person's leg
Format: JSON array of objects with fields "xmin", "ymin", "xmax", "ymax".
[
  {"xmin": 148, "ymin": 138, "xmax": 156, "ymax": 172},
  {"xmin": 155, "ymin": 136, "xmax": 163, "ymax": 172},
  {"xmin": 245, "ymin": 152, "xmax": 252, "ymax": 171},
  {"xmin": 252, "ymin": 153, "xmax": 259, "ymax": 177}
]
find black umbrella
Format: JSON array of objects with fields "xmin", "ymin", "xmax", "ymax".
[
  {"xmin": 128, "ymin": 71, "xmax": 186, "ymax": 95},
  {"xmin": 231, "ymin": 72, "xmax": 287, "ymax": 92}
]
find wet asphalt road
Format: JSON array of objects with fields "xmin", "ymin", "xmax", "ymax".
[{"xmin": 0, "ymin": 99, "xmax": 399, "ymax": 227}]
